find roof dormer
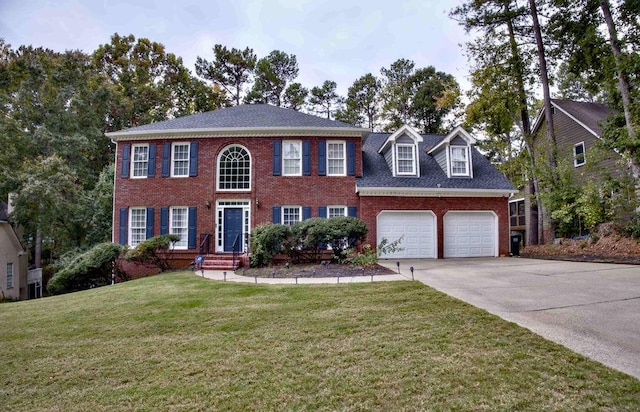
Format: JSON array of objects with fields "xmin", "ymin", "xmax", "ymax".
[
  {"xmin": 427, "ymin": 126, "xmax": 476, "ymax": 178},
  {"xmin": 377, "ymin": 124, "xmax": 423, "ymax": 177}
]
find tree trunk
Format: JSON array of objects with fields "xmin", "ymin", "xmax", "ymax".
[
  {"xmin": 35, "ymin": 226, "xmax": 42, "ymax": 269},
  {"xmin": 600, "ymin": 0, "xmax": 640, "ymax": 206},
  {"xmin": 529, "ymin": 0, "xmax": 558, "ymax": 241},
  {"xmin": 506, "ymin": 2, "xmax": 544, "ymax": 244}
]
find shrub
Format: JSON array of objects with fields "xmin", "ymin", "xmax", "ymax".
[
  {"xmin": 323, "ymin": 216, "xmax": 368, "ymax": 260},
  {"xmin": 124, "ymin": 234, "xmax": 181, "ymax": 272},
  {"xmin": 250, "ymin": 223, "xmax": 292, "ymax": 267},
  {"xmin": 47, "ymin": 242, "xmax": 124, "ymax": 295},
  {"xmin": 621, "ymin": 214, "xmax": 640, "ymax": 240},
  {"xmin": 290, "ymin": 218, "xmax": 329, "ymax": 262}
]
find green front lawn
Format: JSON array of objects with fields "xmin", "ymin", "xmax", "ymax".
[{"xmin": 1, "ymin": 273, "xmax": 638, "ymax": 410}]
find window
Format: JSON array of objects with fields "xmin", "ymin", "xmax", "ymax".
[
  {"xmin": 172, "ymin": 143, "xmax": 190, "ymax": 177},
  {"xmin": 129, "ymin": 208, "xmax": 147, "ymax": 247},
  {"xmin": 6, "ymin": 263, "xmax": 13, "ymax": 289},
  {"xmin": 218, "ymin": 145, "xmax": 251, "ymax": 190},
  {"xmin": 396, "ymin": 144, "xmax": 416, "ymax": 175},
  {"xmin": 283, "ymin": 141, "xmax": 302, "ymax": 175},
  {"xmin": 450, "ymin": 146, "xmax": 469, "ymax": 176},
  {"xmin": 282, "ymin": 207, "xmax": 302, "ymax": 226},
  {"xmin": 170, "ymin": 207, "xmax": 188, "ymax": 249},
  {"xmin": 328, "ymin": 206, "xmax": 347, "ymax": 218},
  {"xmin": 509, "ymin": 199, "xmax": 526, "ymax": 227},
  {"xmin": 327, "ymin": 142, "xmax": 345, "ymax": 175},
  {"xmin": 574, "ymin": 142, "xmax": 586, "ymax": 167},
  {"xmin": 132, "ymin": 144, "xmax": 149, "ymax": 178}
]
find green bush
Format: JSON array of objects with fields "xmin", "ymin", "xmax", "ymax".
[
  {"xmin": 250, "ymin": 223, "xmax": 293, "ymax": 267},
  {"xmin": 251, "ymin": 217, "xmax": 369, "ymax": 266},
  {"xmin": 124, "ymin": 234, "xmax": 181, "ymax": 272},
  {"xmin": 323, "ymin": 216, "xmax": 368, "ymax": 260},
  {"xmin": 621, "ymin": 214, "xmax": 640, "ymax": 240},
  {"xmin": 48, "ymin": 242, "xmax": 124, "ymax": 295}
]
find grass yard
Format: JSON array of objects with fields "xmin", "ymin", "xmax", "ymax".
[{"xmin": 1, "ymin": 272, "xmax": 639, "ymax": 411}]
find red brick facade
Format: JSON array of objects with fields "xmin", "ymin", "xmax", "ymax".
[
  {"xmin": 359, "ymin": 196, "xmax": 510, "ymax": 258},
  {"xmin": 114, "ymin": 132, "xmax": 511, "ymax": 266},
  {"xmin": 113, "ymin": 135, "xmax": 362, "ymax": 266}
]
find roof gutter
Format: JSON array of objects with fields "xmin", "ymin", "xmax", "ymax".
[{"xmin": 356, "ymin": 186, "xmax": 516, "ymax": 198}]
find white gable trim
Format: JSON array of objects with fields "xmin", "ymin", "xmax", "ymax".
[
  {"xmin": 427, "ymin": 126, "xmax": 476, "ymax": 155},
  {"xmin": 532, "ymin": 101, "xmax": 600, "ymax": 139},
  {"xmin": 377, "ymin": 124, "xmax": 423, "ymax": 154}
]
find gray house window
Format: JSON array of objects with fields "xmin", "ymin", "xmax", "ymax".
[{"xmin": 574, "ymin": 142, "xmax": 586, "ymax": 167}]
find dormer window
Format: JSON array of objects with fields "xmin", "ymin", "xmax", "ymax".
[
  {"xmin": 377, "ymin": 124, "xmax": 423, "ymax": 177},
  {"xmin": 396, "ymin": 144, "xmax": 416, "ymax": 175},
  {"xmin": 427, "ymin": 126, "xmax": 476, "ymax": 178},
  {"xmin": 450, "ymin": 146, "xmax": 469, "ymax": 176}
]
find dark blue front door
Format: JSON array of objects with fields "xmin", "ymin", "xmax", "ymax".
[{"xmin": 224, "ymin": 208, "xmax": 243, "ymax": 252}]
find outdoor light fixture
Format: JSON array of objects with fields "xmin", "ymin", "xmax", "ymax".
[
  {"xmin": 410, "ymin": 266, "xmax": 414, "ymax": 280},
  {"xmin": 205, "ymin": 200, "xmax": 211, "ymax": 209},
  {"xmin": 396, "ymin": 261, "xmax": 400, "ymax": 273},
  {"xmin": 255, "ymin": 199, "xmax": 260, "ymax": 207}
]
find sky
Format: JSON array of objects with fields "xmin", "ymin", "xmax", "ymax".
[{"xmin": 0, "ymin": 0, "xmax": 471, "ymax": 96}]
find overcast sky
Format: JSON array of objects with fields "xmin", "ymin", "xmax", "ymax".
[{"xmin": 0, "ymin": 0, "xmax": 470, "ymax": 96}]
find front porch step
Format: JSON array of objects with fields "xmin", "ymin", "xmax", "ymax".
[{"xmin": 201, "ymin": 254, "xmax": 242, "ymax": 270}]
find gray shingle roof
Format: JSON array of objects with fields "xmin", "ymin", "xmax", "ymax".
[
  {"xmin": 114, "ymin": 104, "xmax": 363, "ymax": 133},
  {"xmin": 552, "ymin": 99, "xmax": 614, "ymax": 136},
  {"xmin": 357, "ymin": 133, "xmax": 515, "ymax": 191}
]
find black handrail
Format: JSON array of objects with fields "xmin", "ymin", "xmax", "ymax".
[
  {"xmin": 231, "ymin": 233, "xmax": 241, "ymax": 269},
  {"xmin": 199, "ymin": 233, "xmax": 211, "ymax": 254}
]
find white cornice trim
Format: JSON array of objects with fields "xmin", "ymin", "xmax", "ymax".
[
  {"xmin": 106, "ymin": 126, "xmax": 369, "ymax": 141},
  {"xmin": 356, "ymin": 186, "xmax": 516, "ymax": 198}
]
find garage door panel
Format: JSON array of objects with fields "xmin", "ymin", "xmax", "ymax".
[
  {"xmin": 444, "ymin": 212, "xmax": 496, "ymax": 258},
  {"xmin": 377, "ymin": 212, "xmax": 435, "ymax": 259}
]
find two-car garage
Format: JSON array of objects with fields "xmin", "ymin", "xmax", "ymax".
[{"xmin": 377, "ymin": 210, "xmax": 498, "ymax": 259}]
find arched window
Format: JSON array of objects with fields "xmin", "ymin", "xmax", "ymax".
[{"xmin": 218, "ymin": 145, "xmax": 251, "ymax": 191}]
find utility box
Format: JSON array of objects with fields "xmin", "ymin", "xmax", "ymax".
[{"xmin": 511, "ymin": 234, "xmax": 521, "ymax": 256}]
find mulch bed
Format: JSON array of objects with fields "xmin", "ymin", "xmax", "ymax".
[
  {"xmin": 238, "ymin": 263, "xmax": 397, "ymax": 278},
  {"xmin": 520, "ymin": 253, "xmax": 640, "ymax": 265}
]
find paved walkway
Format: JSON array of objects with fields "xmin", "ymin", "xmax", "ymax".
[{"xmin": 197, "ymin": 268, "xmax": 410, "ymax": 284}]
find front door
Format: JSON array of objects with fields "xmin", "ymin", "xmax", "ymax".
[{"xmin": 223, "ymin": 208, "xmax": 243, "ymax": 252}]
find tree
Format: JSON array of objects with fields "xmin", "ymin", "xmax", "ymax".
[
  {"xmin": 380, "ymin": 58, "xmax": 415, "ymax": 130},
  {"xmin": 409, "ymin": 67, "xmax": 460, "ymax": 133},
  {"xmin": 340, "ymin": 73, "xmax": 381, "ymax": 129},
  {"xmin": 451, "ymin": 0, "xmax": 546, "ymax": 243},
  {"xmin": 93, "ymin": 33, "xmax": 222, "ymax": 130},
  {"xmin": 195, "ymin": 44, "xmax": 256, "ymax": 105},
  {"xmin": 245, "ymin": 50, "xmax": 299, "ymax": 106},
  {"xmin": 282, "ymin": 82, "xmax": 308, "ymax": 111},
  {"xmin": 309, "ymin": 80, "xmax": 342, "ymax": 119}
]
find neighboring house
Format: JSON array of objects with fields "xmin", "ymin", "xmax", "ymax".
[
  {"xmin": 0, "ymin": 201, "xmax": 29, "ymax": 300},
  {"xmin": 107, "ymin": 104, "xmax": 515, "ymax": 270},
  {"xmin": 514, "ymin": 99, "xmax": 621, "ymax": 245}
]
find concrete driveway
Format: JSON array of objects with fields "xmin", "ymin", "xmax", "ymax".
[{"xmin": 378, "ymin": 257, "xmax": 640, "ymax": 379}]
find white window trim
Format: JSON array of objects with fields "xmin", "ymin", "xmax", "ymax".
[
  {"xmin": 450, "ymin": 146, "xmax": 470, "ymax": 177},
  {"xmin": 128, "ymin": 207, "xmax": 147, "ymax": 248},
  {"xmin": 574, "ymin": 141, "xmax": 586, "ymax": 167},
  {"xmin": 282, "ymin": 140, "xmax": 302, "ymax": 176},
  {"xmin": 170, "ymin": 206, "xmax": 188, "ymax": 250},
  {"xmin": 282, "ymin": 206, "xmax": 302, "ymax": 226},
  {"xmin": 216, "ymin": 144, "xmax": 252, "ymax": 192},
  {"xmin": 395, "ymin": 143, "xmax": 417, "ymax": 176},
  {"xmin": 171, "ymin": 142, "xmax": 190, "ymax": 177},
  {"xmin": 327, "ymin": 141, "xmax": 346, "ymax": 176},
  {"xmin": 328, "ymin": 205, "xmax": 347, "ymax": 218},
  {"xmin": 131, "ymin": 144, "xmax": 149, "ymax": 179}
]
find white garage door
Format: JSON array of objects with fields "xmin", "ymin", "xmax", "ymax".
[
  {"xmin": 377, "ymin": 211, "xmax": 436, "ymax": 259},
  {"xmin": 444, "ymin": 212, "xmax": 497, "ymax": 258}
]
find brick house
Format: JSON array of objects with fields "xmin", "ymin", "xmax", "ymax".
[
  {"xmin": 108, "ymin": 104, "xmax": 515, "ymax": 269},
  {"xmin": 515, "ymin": 99, "xmax": 623, "ymax": 244}
]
